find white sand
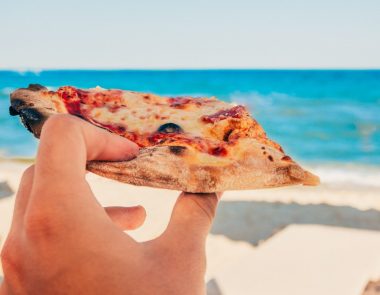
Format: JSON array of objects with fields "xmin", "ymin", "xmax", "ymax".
[{"xmin": 1, "ymin": 160, "xmax": 380, "ymax": 294}]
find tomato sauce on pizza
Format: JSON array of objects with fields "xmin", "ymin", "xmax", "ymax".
[{"xmin": 45, "ymin": 86, "xmax": 282, "ymax": 157}]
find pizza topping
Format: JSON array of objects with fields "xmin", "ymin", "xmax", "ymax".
[
  {"xmin": 50, "ymin": 86, "xmax": 284, "ymax": 158},
  {"xmin": 169, "ymin": 146, "xmax": 187, "ymax": 155},
  {"xmin": 109, "ymin": 105, "xmax": 121, "ymax": 113},
  {"xmin": 210, "ymin": 146, "xmax": 228, "ymax": 156},
  {"xmin": 168, "ymin": 96, "xmax": 203, "ymax": 109},
  {"xmin": 147, "ymin": 132, "xmax": 229, "ymax": 157},
  {"xmin": 201, "ymin": 105, "xmax": 246, "ymax": 123},
  {"xmin": 57, "ymin": 87, "xmax": 82, "ymax": 115},
  {"xmin": 148, "ymin": 133, "xmax": 185, "ymax": 145},
  {"xmin": 281, "ymin": 155, "xmax": 293, "ymax": 161},
  {"xmin": 26, "ymin": 84, "xmax": 47, "ymax": 91},
  {"xmin": 57, "ymin": 86, "xmax": 123, "ymax": 115},
  {"xmin": 157, "ymin": 123, "xmax": 183, "ymax": 134},
  {"xmin": 223, "ymin": 129, "xmax": 233, "ymax": 142}
]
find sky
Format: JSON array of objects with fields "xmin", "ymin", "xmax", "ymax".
[{"xmin": 1, "ymin": 0, "xmax": 380, "ymax": 69}]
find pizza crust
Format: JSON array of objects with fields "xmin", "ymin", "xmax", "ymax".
[
  {"xmin": 87, "ymin": 141, "xmax": 319, "ymax": 192},
  {"xmin": 10, "ymin": 84, "xmax": 320, "ymax": 193}
]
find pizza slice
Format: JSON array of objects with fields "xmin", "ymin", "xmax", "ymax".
[{"xmin": 9, "ymin": 84, "xmax": 319, "ymax": 192}]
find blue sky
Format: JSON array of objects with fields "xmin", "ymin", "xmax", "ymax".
[{"xmin": 1, "ymin": 0, "xmax": 380, "ymax": 69}]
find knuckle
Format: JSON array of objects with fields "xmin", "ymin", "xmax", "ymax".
[
  {"xmin": 42, "ymin": 114, "xmax": 80, "ymax": 137},
  {"xmin": 24, "ymin": 210, "xmax": 60, "ymax": 240},
  {"xmin": 180, "ymin": 193, "xmax": 219, "ymax": 222},
  {"xmin": 191, "ymin": 195, "xmax": 218, "ymax": 222},
  {"xmin": 1, "ymin": 236, "xmax": 22, "ymax": 277}
]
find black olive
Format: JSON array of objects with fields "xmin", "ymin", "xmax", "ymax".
[
  {"xmin": 157, "ymin": 123, "xmax": 183, "ymax": 134},
  {"xmin": 223, "ymin": 129, "xmax": 233, "ymax": 142}
]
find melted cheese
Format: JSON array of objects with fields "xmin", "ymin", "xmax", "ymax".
[
  {"xmin": 86, "ymin": 90, "xmax": 232, "ymax": 139},
  {"xmin": 48, "ymin": 86, "xmax": 280, "ymax": 162}
]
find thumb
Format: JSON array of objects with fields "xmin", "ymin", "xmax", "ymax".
[{"xmin": 163, "ymin": 192, "xmax": 221, "ymax": 246}]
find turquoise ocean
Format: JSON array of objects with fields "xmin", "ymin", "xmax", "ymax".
[{"xmin": 1, "ymin": 70, "xmax": 379, "ymax": 186}]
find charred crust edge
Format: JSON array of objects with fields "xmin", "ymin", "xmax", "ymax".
[
  {"xmin": 9, "ymin": 97, "xmax": 44, "ymax": 137},
  {"xmin": 19, "ymin": 108, "xmax": 43, "ymax": 123},
  {"xmin": 169, "ymin": 146, "xmax": 187, "ymax": 156},
  {"xmin": 17, "ymin": 108, "xmax": 44, "ymax": 136},
  {"xmin": 25, "ymin": 84, "xmax": 47, "ymax": 91},
  {"xmin": 9, "ymin": 99, "xmax": 26, "ymax": 114},
  {"xmin": 9, "ymin": 106, "xmax": 19, "ymax": 116},
  {"xmin": 20, "ymin": 115, "xmax": 34, "ymax": 133}
]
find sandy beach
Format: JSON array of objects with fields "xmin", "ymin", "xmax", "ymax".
[{"xmin": 1, "ymin": 160, "xmax": 380, "ymax": 295}]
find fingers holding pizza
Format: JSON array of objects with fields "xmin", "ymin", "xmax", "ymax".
[
  {"xmin": 14, "ymin": 115, "xmax": 143, "ymax": 237},
  {"xmin": 1, "ymin": 114, "xmax": 220, "ymax": 294}
]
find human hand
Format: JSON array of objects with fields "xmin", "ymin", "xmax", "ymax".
[{"xmin": 0, "ymin": 115, "xmax": 220, "ymax": 295}]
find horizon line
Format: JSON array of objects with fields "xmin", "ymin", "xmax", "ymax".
[{"xmin": 1, "ymin": 67, "xmax": 380, "ymax": 72}]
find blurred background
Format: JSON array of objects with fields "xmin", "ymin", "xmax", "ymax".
[{"xmin": 1, "ymin": 1, "xmax": 380, "ymax": 294}]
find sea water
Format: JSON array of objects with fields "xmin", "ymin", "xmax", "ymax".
[{"xmin": 1, "ymin": 70, "xmax": 379, "ymax": 186}]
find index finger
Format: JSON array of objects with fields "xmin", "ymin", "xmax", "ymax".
[{"xmin": 33, "ymin": 114, "xmax": 138, "ymax": 194}]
